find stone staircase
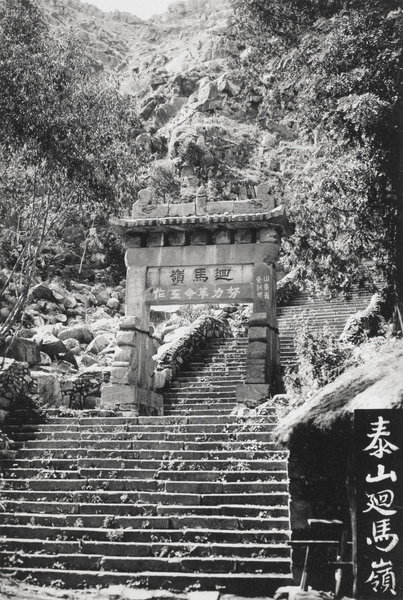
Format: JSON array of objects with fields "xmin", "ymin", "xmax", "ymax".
[
  {"xmin": 0, "ymin": 337, "xmax": 292, "ymax": 596},
  {"xmin": 277, "ymin": 290, "xmax": 374, "ymax": 367}
]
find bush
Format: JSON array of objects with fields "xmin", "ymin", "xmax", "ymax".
[
  {"xmin": 285, "ymin": 323, "xmax": 353, "ymax": 397},
  {"xmin": 148, "ymin": 160, "xmax": 181, "ymax": 202}
]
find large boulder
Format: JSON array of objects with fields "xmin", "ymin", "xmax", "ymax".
[
  {"xmin": 86, "ymin": 334, "xmax": 113, "ymax": 355},
  {"xmin": 4, "ymin": 338, "xmax": 41, "ymax": 367},
  {"xmin": 40, "ymin": 334, "xmax": 79, "ymax": 369},
  {"xmin": 29, "ymin": 282, "xmax": 54, "ymax": 301},
  {"xmin": 58, "ymin": 325, "xmax": 93, "ymax": 345},
  {"xmin": 91, "ymin": 284, "xmax": 112, "ymax": 306}
]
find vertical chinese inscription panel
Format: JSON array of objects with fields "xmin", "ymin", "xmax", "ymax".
[{"xmin": 354, "ymin": 409, "xmax": 403, "ymax": 599}]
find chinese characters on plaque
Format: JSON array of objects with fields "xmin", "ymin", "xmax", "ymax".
[
  {"xmin": 355, "ymin": 410, "xmax": 403, "ymax": 599},
  {"xmin": 255, "ymin": 275, "xmax": 271, "ymax": 301},
  {"xmin": 145, "ymin": 264, "xmax": 255, "ymax": 304},
  {"xmin": 253, "ymin": 262, "xmax": 272, "ymax": 311}
]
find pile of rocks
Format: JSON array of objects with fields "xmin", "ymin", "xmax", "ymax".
[
  {"xmin": 0, "ymin": 278, "xmax": 125, "ymax": 332},
  {"xmin": 0, "ymin": 279, "xmax": 126, "ymax": 412}
]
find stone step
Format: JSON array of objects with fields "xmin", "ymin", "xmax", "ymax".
[
  {"xmin": 12, "ymin": 420, "xmax": 276, "ymax": 433},
  {"xmin": 12, "ymin": 448, "xmax": 287, "ymax": 462},
  {"xmin": 2, "ymin": 458, "xmax": 288, "ymax": 471},
  {"xmin": 10, "ymin": 423, "xmax": 277, "ymax": 439},
  {"xmin": 0, "ymin": 524, "xmax": 290, "ymax": 543},
  {"xmin": 34, "ymin": 415, "xmax": 248, "ymax": 425},
  {"xmin": 3, "ymin": 468, "xmax": 287, "ymax": 482},
  {"xmin": 0, "ymin": 538, "xmax": 291, "ymax": 558},
  {"xmin": 1, "ymin": 490, "xmax": 290, "ymax": 506},
  {"xmin": 167, "ymin": 384, "xmax": 239, "ymax": 392},
  {"xmin": 172, "ymin": 377, "xmax": 244, "ymax": 385},
  {"xmin": 6, "ymin": 418, "xmax": 254, "ymax": 432},
  {"xmin": 0, "ymin": 511, "xmax": 290, "ymax": 531},
  {"xmin": 0, "ymin": 568, "xmax": 292, "ymax": 595},
  {"xmin": 278, "ymin": 307, "xmax": 367, "ymax": 316},
  {"xmin": 11, "ymin": 430, "xmax": 279, "ymax": 444},
  {"xmin": 164, "ymin": 407, "xmax": 237, "ymax": 415},
  {"xmin": 164, "ymin": 397, "xmax": 237, "ymax": 416},
  {"xmin": 0, "ymin": 550, "xmax": 291, "ymax": 575},
  {"xmin": 164, "ymin": 391, "xmax": 237, "ymax": 399},
  {"xmin": 4, "ymin": 478, "xmax": 288, "ymax": 494},
  {"xmin": 179, "ymin": 368, "xmax": 246, "ymax": 375},
  {"xmin": 19, "ymin": 440, "xmax": 281, "ymax": 453},
  {"xmin": 2, "ymin": 501, "xmax": 290, "ymax": 518}
]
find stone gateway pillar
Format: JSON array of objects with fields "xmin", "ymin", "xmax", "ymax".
[{"xmin": 103, "ymin": 191, "xmax": 292, "ymax": 413}]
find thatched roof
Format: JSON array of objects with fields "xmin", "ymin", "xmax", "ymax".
[{"xmin": 275, "ymin": 341, "xmax": 403, "ymax": 445}]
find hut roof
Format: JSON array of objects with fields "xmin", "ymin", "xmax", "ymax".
[{"xmin": 275, "ymin": 341, "xmax": 403, "ymax": 445}]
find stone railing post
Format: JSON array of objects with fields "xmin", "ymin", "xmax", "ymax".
[{"xmin": 101, "ymin": 316, "xmax": 163, "ymax": 415}]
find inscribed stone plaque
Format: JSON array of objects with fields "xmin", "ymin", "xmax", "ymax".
[
  {"xmin": 354, "ymin": 409, "xmax": 403, "ymax": 599},
  {"xmin": 253, "ymin": 263, "xmax": 272, "ymax": 312},
  {"xmin": 146, "ymin": 264, "xmax": 254, "ymax": 304}
]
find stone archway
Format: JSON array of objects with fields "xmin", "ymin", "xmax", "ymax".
[{"xmin": 101, "ymin": 191, "xmax": 292, "ymax": 415}]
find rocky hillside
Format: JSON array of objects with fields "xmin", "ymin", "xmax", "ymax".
[
  {"xmin": 40, "ymin": 0, "xmax": 143, "ymax": 68},
  {"xmin": 39, "ymin": 0, "xmax": 287, "ymax": 207}
]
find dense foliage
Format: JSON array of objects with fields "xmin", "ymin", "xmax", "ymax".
[
  {"xmin": 284, "ymin": 324, "xmax": 354, "ymax": 396},
  {"xmin": 231, "ymin": 0, "xmax": 403, "ymax": 314},
  {"xmin": 0, "ymin": 0, "xmax": 145, "ymax": 343}
]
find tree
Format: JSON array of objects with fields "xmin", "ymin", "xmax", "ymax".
[
  {"xmin": 230, "ymin": 0, "xmax": 403, "ymax": 321},
  {"xmin": 0, "ymin": 0, "xmax": 146, "ymax": 344}
]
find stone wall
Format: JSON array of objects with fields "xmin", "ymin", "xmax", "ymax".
[
  {"xmin": 0, "ymin": 358, "xmax": 34, "ymax": 419},
  {"xmin": 0, "ymin": 358, "xmax": 35, "ymax": 458},
  {"xmin": 31, "ymin": 369, "xmax": 109, "ymax": 410},
  {"xmin": 154, "ymin": 314, "xmax": 231, "ymax": 390}
]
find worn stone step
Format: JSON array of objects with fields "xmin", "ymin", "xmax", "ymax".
[
  {"xmin": 20, "ymin": 440, "xmax": 280, "ymax": 454},
  {"xmin": 0, "ymin": 511, "xmax": 290, "ymax": 531},
  {"xmin": 16, "ymin": 429, "xmax": 277, "ymax": 444},
  {"xmin": 1, "ymin": 500, "xmax": 289, "ymax": 518},
  {"xmin": 2, "ymin": 468, "xmax": 287, "ymax": 484},
  {"xmin": 165, "ymin": 390, "xmax": 237, "ymax": 399},
  {"xmin": 173, "ymin": 377, "xmax": 244, "ymax": 385},
  {"xmin": 9, "ymin": 421, "xmax": 271, "ymax": 434},
  {"xmin": 2, "ymin": 457, "xmax": 288, "ymax": 472},
  {"xmin": 2, "ymin": 500, "xmax": 157, "ymax": 515},
  {"xmin": 1, "ymin": 489, "xmax": 290, "ymax": 506},
  {"xmin": 0, "ymin": 538, "xmax": 291, "ymax": 558},
  {"xmin": 0, "ymin": 567, "xmax": 292, "ymax": 595},
  {"xmin": 0, "ymin": 524, "xmax": 290, "ymax": 544},
  {"xmin": 13, "ymin": 448, "xmax": 287, "ymax": 463},
  {"xmin": 167, "ymin": 384, "xmax": 238, "ymax": 392},
  {"xmin": 155, "ymin": 504, "xmax": 289, "ymax": 517},
  {"xmin": 0, "ymin": 550, "xmax": 291, "ymax": 575},
  {"xmin": 164, "ymin": 404, "xmax": 237, "ymax": 414},
  {"xmin": 180, "ymin": 368, "xmax": 246, "ymax": 375},
  {"xmin": 4, "ymin": 477, "xmax": 288, "ymax": 494}
]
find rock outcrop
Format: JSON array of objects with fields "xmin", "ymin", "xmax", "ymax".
[{"xmin": 36, "ymin": 0, "xmax": 295, "ymax": 209}]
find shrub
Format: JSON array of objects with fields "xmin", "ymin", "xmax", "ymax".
[
  {"xmin": 148, "ymin": 160, "xmax": 180, "ymax": 202},
  {"xmin": 285, "ymin": 323, "xmax": 353, "ymax": 397}
]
